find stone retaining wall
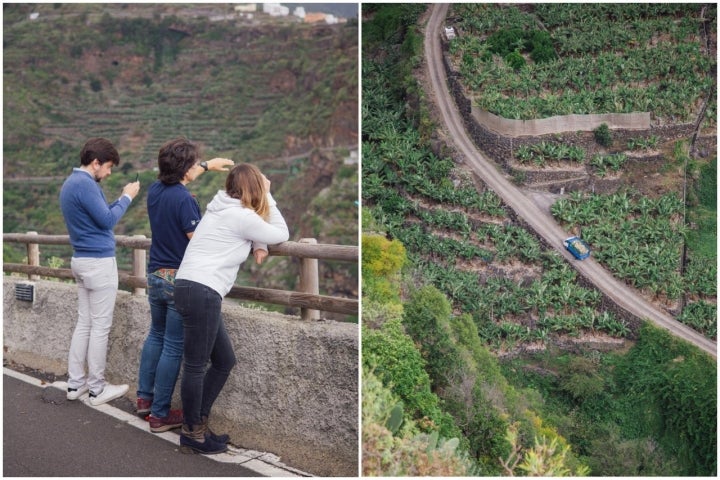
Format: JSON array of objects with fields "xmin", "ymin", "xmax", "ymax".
[
  {"xmin": 440, "ymin": 43, "xmax": 704, "ymax": 176},
  {"xmin": 3, "ymin": 277, "xmax": 358, "ymax": 477}
]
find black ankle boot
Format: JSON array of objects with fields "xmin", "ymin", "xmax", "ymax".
[
  {"xmin": 179, "ymin": 424, "xmax": 228, "ymax": 455},
  {"xmin": 202, "ymin": 415, "xmax": 230, "ymax": 444}
]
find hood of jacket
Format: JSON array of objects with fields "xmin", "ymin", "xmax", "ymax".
[{"xmin": 206, "ymin": 190, "xmax": 243, "ymax": 213}]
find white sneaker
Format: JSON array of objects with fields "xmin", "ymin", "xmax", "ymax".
[
  {"xmin": 88, "ymin": 384, "xmax": 129, "ymax": 406},
  {"xmin": 67, "ymin": 385, "xmax": 89, "ymax": 401}
]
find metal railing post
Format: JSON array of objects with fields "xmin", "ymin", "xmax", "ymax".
[
  {"xmin": 27, "ymin": 231, "xmax": 40, "ymax": 281},
  {"xmin": 299, "ymin": 238, "xmax": 320, "ymax": 320},
  {"xmin": 132, "ymin": 234, "xmax": 147, "ymax": 295}
]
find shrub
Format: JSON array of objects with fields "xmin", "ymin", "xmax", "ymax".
[
  {"xmin": 89, "ymin": 77, "xmax": 102, "ymax": 92},
  {"xmin": 362, "ymin": 319, "xmax": 459, "ymax": 439},
  {"xmin": 487, "ymin": 28, "xmax": 525, "ymax": 57},
  {"xmin": 402, "ymin": 285, "xmax": 463, "ymax": 391},
  {"xmin": 362, "ymin": 367, "xmax": 475, "ymax": 476},
  {"xmin": 593, "ymin": 123, "xmax": 612, "ymax": 147},
  {"xmin": 505, "ymin": 50, "xmax": 526, "ymax": 71},
  {"xmin": 527, "ymin": 30, "xmax": 556, "ymax": 63},
  {"xmin": 362, "ymin": 234, "xmax": 406, "ymax": 304},
  {"xmin": 362, "ymin": 234, "xmax": 406, "ymax": 278}
]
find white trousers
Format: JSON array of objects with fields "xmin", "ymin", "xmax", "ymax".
[{"xmin": 68, "ymin": 256, "xmax": 118, "ymax": 395}]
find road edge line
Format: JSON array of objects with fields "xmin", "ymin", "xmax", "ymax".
[{"xmin": 3, "ymin": 367, "xmax": 308, "ymax": 477}]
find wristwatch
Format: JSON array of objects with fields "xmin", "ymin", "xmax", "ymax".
[{"xmin": 199, "ymin": 161, "xmax": 208, "ymax": 171}]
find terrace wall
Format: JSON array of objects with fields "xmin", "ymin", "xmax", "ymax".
[{"xmin": 440, "ymin": 44, "xmax": 701, "ymax": 173}]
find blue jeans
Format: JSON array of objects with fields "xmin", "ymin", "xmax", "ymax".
[
  {"xmin": 174, "ymin": 279, "xmax": 236, "ymax": 426},
  {"xmin": 137, "ymin": 274, "xmax": 184, "ymax": 418}
]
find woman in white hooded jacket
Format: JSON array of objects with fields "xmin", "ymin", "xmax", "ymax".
[{"xmin": 174, "ymin": 163, "xmax": 289, "ymax": 454}]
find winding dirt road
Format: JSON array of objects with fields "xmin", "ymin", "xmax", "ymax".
[{"xmin": 425, "ymin": 4, "xmax": 716, "ymax": 358}]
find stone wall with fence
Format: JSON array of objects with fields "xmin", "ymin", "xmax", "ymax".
[{"xmin": 3, "ymin": 276, "xmax": 358, "ymax": 477}]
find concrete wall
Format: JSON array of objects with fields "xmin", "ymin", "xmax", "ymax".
[
  {"xmin": 440, "ymin": 42, "xmax": 700, "ymax": 174},
  {"xmin": 3, "ymin": 276, "xmax": 358, "ymax": 477},
  {"xmin": 471, "ymin": 107, "xmax": 651, "ymax": 137}
]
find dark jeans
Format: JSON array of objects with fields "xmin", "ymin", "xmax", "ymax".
[{"xmin": 174, "ymin": 279, "xmax": 236, "ymax": 426}]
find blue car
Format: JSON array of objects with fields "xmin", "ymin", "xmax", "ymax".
[{"xmin": 563, "ymin": 236, "xmax": 591, "ymax": 260}]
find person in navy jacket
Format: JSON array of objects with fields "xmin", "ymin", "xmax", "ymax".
[{"xmin": 136, "ymin": 137, "xmax": 233, "ymax": 434}]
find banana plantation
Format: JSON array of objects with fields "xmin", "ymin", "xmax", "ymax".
[
  {"xmin": 449, "ymin": 3, "xmax": 716, "ymax": 124},
  {"xmin": 365, "ymin": 60, "xmax": 634, "ymax": 350},
  {"xmin": 552, "ymin": 190, "xmax": 716, "ymax": 338},
  {"xmin": 362, "ymin": 3, "xmax": 716, "ymax": 476}
]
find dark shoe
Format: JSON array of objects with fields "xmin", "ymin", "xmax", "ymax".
[
  {"xmin": 202, "ymin": 415, "xmax": 230, "ymax": 444},
  {"xmin": 136, "ymin": 397, "xmax": 152, "ymax": 416},
  {"xmin": 180, "ymin": 424, "xmax": 228, "ymax": 455},
  {"xmin": 149, "ymin": 409, "xmax": 184, "ymax": 433}
]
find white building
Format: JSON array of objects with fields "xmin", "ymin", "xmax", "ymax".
[
  {"xmin": 293, "ymin": 6, "xmax": 306, "ymax": 19},
  {"xmin": 263, "ymin": 3, "xmax": 289, "ymax": 17},
  {"xmin": 234, "ymin": 4, "xmax": 257, "ymax": 13}
]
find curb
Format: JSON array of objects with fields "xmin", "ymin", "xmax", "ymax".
[{"xmin": 4, "ymin": 367, "xmax": 310, "ymax": 477}]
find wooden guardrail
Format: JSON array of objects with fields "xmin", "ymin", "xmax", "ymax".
[{"xmin": 3, "ymin": 232, "xmax": 358, "ymax": 320}]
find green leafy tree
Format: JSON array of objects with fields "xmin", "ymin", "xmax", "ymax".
[
  {"xmin": 593, "ymin": 123, "xmax": 612, "ymax": 147},
  {"xmin": 402, "ymin": 285, "xmax": 463, "ymax": 392},
  {"xmin": 362, "ymin": 234, "xmax": 406, "ymax": 304},
  {"xmin": 362, "ymin": 319, "xmax": 460, "ymax": 440}
]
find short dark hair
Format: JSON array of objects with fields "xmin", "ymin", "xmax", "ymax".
[
  {"xmin": 80, "ymin": 138, "xmax": 120, "ymax": 166},
  {"xmin": 157, "ymin": 137, "xmax": 200, "ymax": 184}
]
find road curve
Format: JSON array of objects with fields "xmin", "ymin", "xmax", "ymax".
[{"xmin": 424, "ymin": 4, "xmax": 716, "ymax": 358}]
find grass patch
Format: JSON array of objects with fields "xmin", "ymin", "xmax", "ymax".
[{"xmin": 687, "ymin": 157, "xmax": 717, "ymax": 258}]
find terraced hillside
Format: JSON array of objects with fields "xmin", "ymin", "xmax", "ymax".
[
  {"xmin": 434, "ymin": 3, "xmax": 716, "ymax": 341},
  {"xmin": 4, "ymin": 4, "xmax": 357, "ymax": 172},
  {"xmin": 3, "ymin": 3, "xmax": 358, "ymax": 314},
  {"xmin": 361, "ymin": 5, "xmax": 715, "ymax": 477}
]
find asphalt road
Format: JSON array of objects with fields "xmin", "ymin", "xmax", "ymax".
[
  {"xmin": 3, "ymin": 370, "xmax": 302, "ymax": 477},
  {"xmin": 425, "ymin": 3, "xmax": 716, "ymax": 358}
]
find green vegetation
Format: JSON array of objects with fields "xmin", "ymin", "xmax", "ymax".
[
  {"xmin": 683, "ymin": 155, "xmax": 717, "ymax": 338},
  {"xmin": 4, "ymin": 5, "xmax": 358, "ymax": 170},
  {"xmin": 362, "ymin": 3, "xmax": 716, "ymax": 476},
  {"xmin": 627, "ymin": 135, "xmax": 660, "ymax": 151},
  {"xmin": 552, "ymin": 191, "xmax": 686, "ymax": 297},
  {"xmin": 687, "ymin": 157, "xmax": 717, "ymax": 258},
  {"xmin": 550, "ymin": 186, "xmax": 715, "ymax": 339},
  {"xmin": 362, "ymin": 366, "xmax": 476, "ymax": 476},
  {"xmin": 593, "ymin": 123, "xmax": 612, "ymax": 148},
  {"xmin": 449, "ymin": 4, "xmax": 716, "ymax": 122},
  {"xmin": 502, "ymin": 325, "xmax": 716, "ymax": 476},
  {"xmin": 3, "ymin": 4, "xmax": 358, "ymax": 303},
  {"xmin": 514, "ymin": 141, "xmax": 585, "ymax": 166},
  {"xmin": 589, "ymin": 153, "xmax": 627, "ymax": 177}
]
